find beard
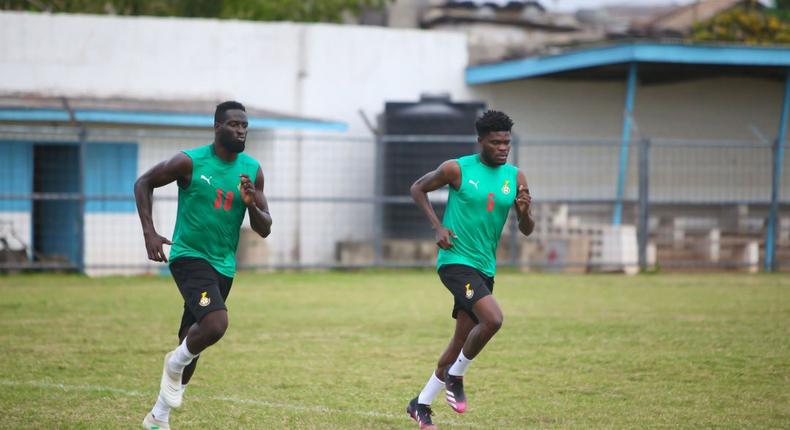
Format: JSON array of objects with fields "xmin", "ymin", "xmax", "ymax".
[{"xmin": 220, "ymin": 136, "xmax": 246, "ymax": 154}]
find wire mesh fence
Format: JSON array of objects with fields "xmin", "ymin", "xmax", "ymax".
[{"xmin": 0, "ymin": 125, "xmax": 788, "ymax": 274}]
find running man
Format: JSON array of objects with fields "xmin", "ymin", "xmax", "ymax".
[
  {"xmin": 406, "ymin": 110, "xmax": 534, "ymax": 429},
  {"xmin": 135, "ymin": 101, "xmax": 272, "ymax": 430}
]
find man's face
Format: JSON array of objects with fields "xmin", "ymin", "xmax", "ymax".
[
  {"xmin": 215, "ymin": 109, "xmax": 249, "ymax": 153},
  {"xmin": 479, "ymin": 131, "xmax": 511, "ymax": 165}
]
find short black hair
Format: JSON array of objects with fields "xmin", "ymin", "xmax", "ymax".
[
  {"xmin": 475, "ymin": 110, "xmax": 514, "ymax": 137},
  {"xmin": 215, "ymin": 101, "xmax": 246, "ymax": 124}
]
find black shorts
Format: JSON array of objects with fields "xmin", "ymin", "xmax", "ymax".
[
  {"xmin": 438, "ymin": 264, "xmax": 494, "ymax": 324},
  {"xmin": 170, "ymin": 257, "xmax": 233, "ymax": 337}
]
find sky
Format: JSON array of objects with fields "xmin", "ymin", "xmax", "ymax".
[{"xmin": 543, "ymin": 0, "xmax": 773, "ymax": 12}]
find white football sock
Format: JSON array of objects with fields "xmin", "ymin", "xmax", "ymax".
[
  {"xmin": 168, "ymin": 338, "xmax": 196, "ymax": 373},
  {"xmin": 448, "ymin": 350, "xmax": 473, "ymax": 376},
  {"xmin": 151, "ymin": 395, "xmax": 170, "ymax": 422},
  {"xmin": 417, "ymin": 373, "xmax": 445, "ymax": 405}
]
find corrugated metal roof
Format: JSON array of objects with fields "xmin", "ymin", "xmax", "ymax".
[{"xmin": 466, "ymin": 42, "xmax": 790, "ymax": 84}]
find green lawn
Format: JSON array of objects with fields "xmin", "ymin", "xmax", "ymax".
[{"xmin": 0, "ymin": 271, "xmax": 788, "ymax": 429}]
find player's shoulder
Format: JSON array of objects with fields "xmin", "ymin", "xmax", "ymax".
[
  {"xmin": 457, "ymin": 154, "xmax": 477, "ymax": 164},
  {"xmin": 455, "ymin": 154, "xmax": 479, "ymax": 168},
  {"xmin": 182, "ymin": 144, "xmax": 212, "ymax": 160},
  {"xmin": 438, "ymin": 158, "xmax": 461, "ymax": 176},
  {"xmin": 237, "ymin": 152, "xmax": 261, "ymax": 169}
]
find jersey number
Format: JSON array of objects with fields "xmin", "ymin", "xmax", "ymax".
[
  {"xmin": 486, "ymin": 193, "xmax": 495, "ymax": 212},
  {"xmin": 213, "ymin": 189, "xmax": 234, "ymax": 211}
]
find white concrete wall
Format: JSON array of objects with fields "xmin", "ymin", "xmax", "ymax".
[
  {"xmin": 473, "ymin": 77, "xmax": 786, "ymax": 140},
  {"xmin": 0, "ymin": 11, "xmax": 472, "ymax": 134},
  {"xmin": 280, "ymin": 133, "xmax": 377, "ymax": 265},
  {"xmin": 83, "ymin": 213, "xmax": 146, "ymax": 275},
  {"xmin": 0, "ymin": 212, "xmax": 31, "ymax": 255}
]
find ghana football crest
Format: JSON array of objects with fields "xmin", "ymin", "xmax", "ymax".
[
  {"xmin": 199, "ymin": 291, "xmax": 211, "ymax": 307},
  {"xmin": 465, "ymin": 283, "xmax": 474, "ymax": 299}
]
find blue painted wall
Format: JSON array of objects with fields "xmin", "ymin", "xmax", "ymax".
[
  {"xmin": 0, "ymin": 141, "xmax": 33, "ymax": 211},
  {"xmin": 0, "ymin": 141, "xmax": 138, "ymax": 213}
]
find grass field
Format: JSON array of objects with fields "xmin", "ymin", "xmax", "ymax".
[{"xmin": 1, "ymin": 271, "xmax": 789, "ymax": 429}]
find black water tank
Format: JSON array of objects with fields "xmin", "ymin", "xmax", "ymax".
[{"xmin": 381, "ymin": 94, "xmax": 485, "ymax": 239}]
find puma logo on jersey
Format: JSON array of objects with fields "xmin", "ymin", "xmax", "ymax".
[
  {"xmin": 200, "ymin": 175, "xmax": 212, "ymax": 186},
  {"xmin": 468, "ymin": 179, "xmax": 479, "ymax": 190}
]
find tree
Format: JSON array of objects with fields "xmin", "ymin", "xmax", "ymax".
[
  {"xmin": 690, "ymin": 0, "xmax": 790, "ymax": 44},
  {"xmin": 1, "ymin": 0, "xmax": 390, "ymax": 23},
  {"xmin": 769, "ymin": 0, "xmax": 790, "ymax": 21}
]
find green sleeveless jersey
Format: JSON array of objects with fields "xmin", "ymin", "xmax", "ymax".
[
  {"xmin": 168, "ymin": 144, "xmax": 260, "ymax": 277},
  {"xmin": 436, "ymin": 154, "xmax": 518, "ymax": 277}
]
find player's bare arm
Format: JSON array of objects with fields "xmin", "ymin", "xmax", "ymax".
[
  {"xmin": 240, "ymin": 166, "xmax": 272, "ymax": 238},
  {"xmin": 134, "ymin": 152, "xmax": 192, "ymax": 262},
  {"xmin": 515, "ymin": 169, "xmax": 535, "ymax": 236},
  {"xmin": 410, "ymin": 160, "xmax": 461, "ymax": 249}
]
